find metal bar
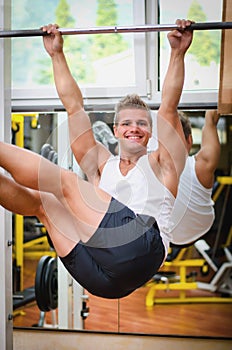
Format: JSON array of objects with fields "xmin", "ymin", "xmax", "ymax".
[{"xmin": 0, "ymin": 22, "xmax": 232, "ymax": 38}]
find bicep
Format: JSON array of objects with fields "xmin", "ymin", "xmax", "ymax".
[
  {"xmin": 153, "ymin": 112, "xmax": 187, "ymax": 196},
  {"xmin": 194, "ymin": 150, "xmax": 219, "ymax": 189},
  {"xmin": 156, "ymin": 111, "xmax": 187, "ymax": 171},
  {"xmin": 67, "ymin": 109, "xmax": 112, "ymax": 181}
]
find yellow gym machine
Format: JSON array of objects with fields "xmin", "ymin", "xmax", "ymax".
[
  {"xmin": 12, "ymin": 113, "xmax": 56, "ymax": 293},
  {"xmin": 145, "ymin": 176, "xmax": 232, "ymax": 307}
]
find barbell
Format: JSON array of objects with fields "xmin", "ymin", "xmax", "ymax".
[{"xmin": 0, "ymin": 22, "xmax": 232, "ymax": 38}]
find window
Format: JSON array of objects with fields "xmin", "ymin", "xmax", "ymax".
[
  {"xmin": 11, "ymin": 0, "xmax": 223, "ymax": 109},
  {"xmin": 11, "ymin": 0, "xmax": 147, "ymax": 107},
  {"xmin": 155, "ymin": 0, "xmax": 223, "ymax": 105}
]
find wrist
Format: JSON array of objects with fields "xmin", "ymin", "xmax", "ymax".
[
  {"xmin": 51, "ymin": 50, "xmax": 65, "ymax": 61},
  {"xmin": 171, "ymin": 49, "xmax": 186, "ymax": 58}
]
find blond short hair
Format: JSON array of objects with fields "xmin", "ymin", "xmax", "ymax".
[{"xmin": 114, "ymin": 94, "xmax": 152, "ymax": 127}]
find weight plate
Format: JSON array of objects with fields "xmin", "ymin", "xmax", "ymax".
[
  {"xmin": 35, "ymin": 255, "xmax": 52, "ymax": 312},
  {"xmin": 44, "ymin": 257, "xmax": 58, "ymax": 310}
]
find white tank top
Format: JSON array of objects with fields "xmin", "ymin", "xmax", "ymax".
[
  {"xmin": 99, "ymin": 155, "xmax": 175, "ymax": 255},
  {"xmin": 171, "ymin": 156, "xmax": 215, "ymax": 244}
]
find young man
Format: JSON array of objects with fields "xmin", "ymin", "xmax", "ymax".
[
  {"xmin": 88, "ymin": 109, "xmax": 220, "ymax": 246},
  {"xmin": 0, "ymin": 20, "xmax": 193, "ymax": 299}
]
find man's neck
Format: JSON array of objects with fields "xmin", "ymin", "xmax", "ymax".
[{"xmin": 119, "ymin": 150, "xmax": 147, "ymax": 164}]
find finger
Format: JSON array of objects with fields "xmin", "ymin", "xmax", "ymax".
[
  {"xmin": 175, "ymin": 19, "xmax": 195, "ymax": 31},
  {"xmin": 185, "ymin": 19, "xmax": 195, "ymax": 27},
  {"xmin": 41, "ymin": 23, "xmax": 59, "ymax": 34},
  {"xmin": 175, "ymin": 18, "xmax": 186, "ymax": 29},
  {"xmin": 173, "ymin": 19, "xmax": 186, "ymax": 36}
]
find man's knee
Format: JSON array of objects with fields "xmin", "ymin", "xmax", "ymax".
[{"xmin": 61, "ymin": 170, "xmax": 78, "ymax": 199}]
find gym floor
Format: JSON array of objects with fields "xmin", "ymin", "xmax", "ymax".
[{"xmin": 13, "ymin": 257, "xmax": 232, "ymax": 338}]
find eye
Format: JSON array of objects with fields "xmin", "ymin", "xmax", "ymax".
[
  {"xmin": 138, "ymin": 121, "xmax": 148, "ymax": 127},
  {"xmin": 120, "ymin": 121, "xmax": 130, "ymax": 126}
]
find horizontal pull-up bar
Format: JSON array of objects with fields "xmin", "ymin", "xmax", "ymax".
[{"xmin": 0, "ymin": 22, "xmax": 232, "ymax": 38}]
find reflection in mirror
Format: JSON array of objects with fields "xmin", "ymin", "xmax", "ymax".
[
  {"xmin": 12, "ymin": 111, "xmax": 232, "ymax": 339},
  {"xmin": 6, "ymin": 0, "xmax": 232, "ymax": 341}
]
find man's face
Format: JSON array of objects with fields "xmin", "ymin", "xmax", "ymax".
[{"xmin": 114, "ymin": 108, "xmax": 152, "ymax": 152}]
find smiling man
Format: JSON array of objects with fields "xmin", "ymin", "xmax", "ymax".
[
  {"xmin": 113, "ymin": 97, "xmax": 153, "ymax": 157},
  {"xmin": 41, "ymin": 19, "xmax": 193, "ymax": 297},
  {"xmin": 0, "ymin": 19, "xmax": 193, "ymax": 301}
]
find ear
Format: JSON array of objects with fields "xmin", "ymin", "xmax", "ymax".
[
  {"xmin": 188, "ymin": 134, "xmax": 193, "ymax": 144},
  {"xmin": 186, "ymin": 134, "xmax": 193, "ymax": 151},
  {"xmin": 113, "ymin": 124, "xmax": 119, "ymax": 138}
]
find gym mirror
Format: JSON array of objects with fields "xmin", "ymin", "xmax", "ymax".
[{"xmin": 9, "ymin": 0, "xmax": 231, "ymax": 340}]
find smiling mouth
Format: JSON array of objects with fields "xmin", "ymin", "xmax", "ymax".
[{"xmin": 126, "ymin": 135, "xmax": 142, "ymax": 140}]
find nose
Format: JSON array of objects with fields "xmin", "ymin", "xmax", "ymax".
[{"xmin": 130, "ymin": 122, "xmax": 140, "ymax": 131}]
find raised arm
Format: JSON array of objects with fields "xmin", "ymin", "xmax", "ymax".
[
  {"xmin": 42, "ymin": 24, "xmax": 110, "ymax": 183},
  {"xmin": 195, "ymin": 110, "xmax": 221, "ymax": 188},
  {"xmin": 159, "ymin": 20, "xmax": 193, "ymax": 118},
  {"xmin": 42, "ymin": 24, "xmax": 83, "ymax": 114},
  {"xmin": 155, "ymin": 19, "xmax": 194, "ymax": 196}
]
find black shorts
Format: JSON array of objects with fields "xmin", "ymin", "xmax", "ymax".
[{"xmin": 60, "ymin": 198, "xmax": 165, "ymax": 299}]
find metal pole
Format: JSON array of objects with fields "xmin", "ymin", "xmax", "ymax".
[
  {"xmin": 0, "ymin": 22, "xmax": 232, "ymax": 38},
  {"xmin": 0, "ymin": 0, "xmax": 13, "ymax": 349}
]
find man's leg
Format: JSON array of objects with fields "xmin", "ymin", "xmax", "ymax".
[
  {"xmin": 195, "ymin": 110, "xmax": 220, "ymax": 188},
  {"xmin": 0, "ymin": 171, "xmax": 95, "ymax": 256},
  {"xmin": 0, "ymin": 142, "xmax": 111, "ymax": 246},
  {"xmin": 0, "ymin": 172, "xmax": 41, "ymax": 216}
]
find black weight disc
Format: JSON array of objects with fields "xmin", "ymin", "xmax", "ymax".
[
  {"xmin": 44, "ymin": 258, "xmax": 58, "ymax": 310},
  {"xmin": 49, "ymin": 259, "xmax": 58, "ymax": 310},
  {"xmin": 35, "ymin": 255, "xmax": 52, "ymax": 312}
]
